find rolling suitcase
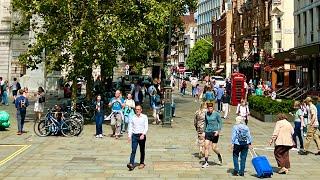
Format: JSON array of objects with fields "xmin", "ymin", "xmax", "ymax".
[{"xmin": 250, "ymin": 149, "xmax": 273, "ymax": 178}]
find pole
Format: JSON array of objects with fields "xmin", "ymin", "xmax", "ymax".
[{"xmin": 166, "ymin": 0, "xmax": 172, "ymax": 76}]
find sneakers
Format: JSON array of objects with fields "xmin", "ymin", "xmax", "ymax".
[
  {"xmin": 201, "ymin": 162, "xmax": 209, "ymax": 168},
  {"xmin": 298, "ymin": 150, "xmax": 308, "ymax": 155},
  {"xmin": 239, "ymin": 172, "xmax": 244, "ymax": 176},
  {"xmin": 95, "ymin": 134, "xmax": 103, "ymax": 138},
  {"xmin": 217, "ymin": 154, "xmax": 223, "ymax": 164}
]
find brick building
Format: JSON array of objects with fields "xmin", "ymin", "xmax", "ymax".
[
  {"xmin": 231, "ymin": 0, "xmax": 272, "ymax": 81},
  {"xmin": 212, "ymin": 3, "xmax": 233, "ymax": 77}
]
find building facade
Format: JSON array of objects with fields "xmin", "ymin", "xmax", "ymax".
[
  {"xmin": 231, "ymin": 0, "xmax": 272, "ymax": 81},
  {"xmin": 275, "ymin": 0, "xmax": 320, "ymax": 92},
  {"xmin": 197, "ymin": 0, "xmax": 223, "ymax": 39},
  {"xmin": 212, "ymin": 2, "xmax": 233, "ymax": 77}
]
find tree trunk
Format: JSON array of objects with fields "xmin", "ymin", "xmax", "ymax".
[
  {"xmin": 86, "ymin": 68, "xmax": 93, "ymax": 101},
  {"xmin": 71, "ymin": 78, "xmax": 77, "ymax": 111}
]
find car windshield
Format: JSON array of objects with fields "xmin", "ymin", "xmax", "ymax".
[{"xmin": 213, "ymin": 77, "xmax": 224, "ymax": 81}]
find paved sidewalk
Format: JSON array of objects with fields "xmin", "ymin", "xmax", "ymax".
[{"xmin": 0, "ymin": 93, "xmax": 320, "ymax": 179}]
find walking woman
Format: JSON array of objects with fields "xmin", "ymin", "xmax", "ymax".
[
  {"xmin": 293, "ymin": 101, "xmax": 304, "ymax": 150},
  {"xmin": 94, "ymin": 95, "xmax": 105, "ymax": 138},
  {"xmin": 202, "ymin": 102, "xmax": 223, "ymax": 168},
  {"xmin": 269, "ymin": 113, "xmax": 294, "ymax": 174},
  {"xmin": 34, "ymin": 87, "xmax": 45, "ymax": 121},
  {"xmin": 122, "ymin": 93, "xmax": 135, "ymax": 133},
  {"xmin": 236, "ymin": 99, "xmax": 250, "ymax": 125}
]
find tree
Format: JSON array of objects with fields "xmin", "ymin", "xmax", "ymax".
[
  {"xmin": 186, "ymin": 38, "xmax": 212, "ymax": 74},
  {"xmin": 11, "ymin": 0, "xmax": 197, "ymax": 103}
]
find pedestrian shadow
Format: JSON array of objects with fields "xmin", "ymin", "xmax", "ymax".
[{"xmin": 199, "ymin": 160, "xmax": 219, "ymax": 166}]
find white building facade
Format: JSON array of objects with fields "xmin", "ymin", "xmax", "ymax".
[
  {"xmin": 197, "ymin": 0, "xmax": 223, "ymax": 39},
  {"xmin": 270, "ymin": 0, "xmax": 295, "ymax": 55}
]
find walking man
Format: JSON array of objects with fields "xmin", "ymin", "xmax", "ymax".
[
  {"xmin": 109, "ymin": 90, "xmax": 125, "ymax": 139},
  {"xmin": 215, "ymin": 85, "xmax": 224, "ymax": 112},
  {"xmin": 231, "ymin": 116, "xmax": 253, "ymax": 176},
  {"xmin": 299, "ymin": 97, "xmax": 320, "ymax": 155},
  {"xmin": 127, "ymin": 105, "xmax": 148, "ymax": 171},
  {"xmin": 15, "ymin": 89, "xmax": 29, "ymax": 135},
  {"xmin": 202, "ymin": 102, "xmax": 223, "ymax": 168},
  {"xmin": 194, "ymin": 102, "xmax": 207, "ymax": 158}
]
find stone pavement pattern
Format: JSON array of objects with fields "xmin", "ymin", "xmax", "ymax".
[{"xmin": 0, "ymin": 92, "xmax": 320, "ymax": 179}]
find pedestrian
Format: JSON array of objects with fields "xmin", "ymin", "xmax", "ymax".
[
  {"xmin": 316, "ymin": 96, "xmax": 320, "ymax": 126},
  {"xmin": 0, "ymin": 77, "xmax": 4, "ymax": 104},
  {"xmin": 15, "ymin": 89, "xmax": 29, "ymax": 135},
  {"xmin": 292, "ymin": 101, "xmax": 304, "ymax": 150},
  {"xmin": 10, "ymin": 78, "xmax": 20, "ymax": 103},
  {"xmin": 93, "ymin": 95, "xmax": 105, "ymax": 138},
  {"xmin": 231, "ymin": 116, "xmax": 253, "ymax": 176},
  {"xmin": 23, "ymin": 87, "xmax": 29, "ymax": 98},
  {"xmin": 236, "ymin": 99, "xmax": 250, "ymax": 125},
  {"xmin": 269, "ymin": 113, "xmax": 294, "ymax": 174},
  {"xmin": 191, "ymin": 77, "xmax": 198, "ymax": 97},
  {"xmin": 221, "ymin": 90, "xmax": 231, "ymax": 119},
  {"xmin": 202, "ymin": 102, "xmax": 223, "ymax": 168},
  {"xmin": 180, "ymin": 80, "xmax": 187, "ymax": 95},
  {"xmin": 147, "ymin": 84, "xmax": 156, "ymax": 108},
  {"xmin": 298, "ymin": 97, "xmax": 320, "ymax": 155},
  {"xmin": 151, "ymin": 91, "xmax": 161, "ymax": 125},
  {"xmin": 34, "ymin": 87, "xmax": 45, "ymax": 121},
  {"xmin": 133, "ymin": 83, "xmax": 143, "ymax": 105},
  {"xmin": 194, "ymin": 102, "xmax": 207, "ymax": 159},
  {"xmin": 122, "ymin": 93, "xmax": 135, "ymax": 133},
  {"xmin": 204, "ymin": 86, "xmax": 215, "ymax": 102},
  {"xmin": 300, "ymin": 100, "xmax": 309, "ymax": 137},
  {"xmin": 108, "ymin": 90, "xmax": 125, "ymax": 139},
  {"xmin": 194, "ymin": 84, "xmax": 200, "ymax": 102},
  {"xmin": 215, "ymin": 84, "xmax": 224, "ymax": 112},
  {"xmin": 1, "ymin": 80, "xmax": 9, "ymax": 106},
  {"xmin": 127, "ymin": 105, "xmax": 148, "ymax": 171}
]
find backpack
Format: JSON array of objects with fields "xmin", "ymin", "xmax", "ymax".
[
  {"xmin": 154, "ymin": 95, "xmax": 161, "ymax": 106},
  {"xmin": 237, "ymin": 127, "xmax": 248, "ymax": 144}
]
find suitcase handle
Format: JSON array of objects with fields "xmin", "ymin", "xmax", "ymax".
[{"xmin": 249, "ymin": 148, "xmax": 258, "ymax": 158}]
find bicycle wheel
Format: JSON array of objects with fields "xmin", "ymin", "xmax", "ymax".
[
  {"xmin": 34, "ymin": 120, "xmax": 51, "ymax": 137},
  {"xmin": 72, "ymin": 119, "xmax": 83, "ymax": 136},
  {"xmin": 71, "ymin": 112, "xmax": 84, "ymax": 125},
  {"xmin": 60, "ymin": 120, "xmax": 75, "ymax": 137}
]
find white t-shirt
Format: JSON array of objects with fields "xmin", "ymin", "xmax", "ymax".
[
  {"xmin": 237, "ymin": 104, "xmax": 249, "ymax": 117},
  {"xmin": 309, "ymin": 104, "xmax": 319, "ymax": 127}
]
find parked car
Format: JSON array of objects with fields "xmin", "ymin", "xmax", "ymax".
[
  {"xmin": 211, "ymin": 76, "xmax": 226, "ymax": 87},
  {"xmin": 183, "ymin": 72, "xmax": 193, "ymax": 80}
]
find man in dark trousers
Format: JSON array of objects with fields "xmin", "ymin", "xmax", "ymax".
[
  {"xmin": 15, "ymin": 89, "xmax": 29, "ymax": 135},
  {"xmin": 127, "ymin": 105, "xmax": 149, "ymax": 171}
]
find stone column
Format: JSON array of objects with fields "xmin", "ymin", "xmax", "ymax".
[{"xmin": 265, "ymin": 1, "xmax": 269, "ymax": 27}]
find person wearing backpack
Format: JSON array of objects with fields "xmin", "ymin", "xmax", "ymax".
[
  {"xmin": 236, "ymin": 99, "xmax": 250, "ymax": 125},
  {"xmin": 231, "ymin": 116, "xmax": 253, "ymax": 176},
  {"xmin": 15, "ymin": 89, "xmax": 29, "ymax": 135}
]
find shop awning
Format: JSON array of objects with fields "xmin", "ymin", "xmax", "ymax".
[{"xmin": 274, "ymin": 43, "xmax": 320, "ymax": 61}]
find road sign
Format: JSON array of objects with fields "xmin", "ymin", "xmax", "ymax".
[
  {"xmin": 125, "ymin": 65, "xmax": 130, "ymax": 70},
  {"xmin": 125, "ymin": 70, "xmax": 129, "ymax": 75}
]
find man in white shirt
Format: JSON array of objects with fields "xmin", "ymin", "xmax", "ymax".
[
  {"xmin": 127, "ymin": 105, "xmax": 149, "ymax": 171},
  {"xmin": 299, "ymin": 97, "xmax": 320, "ymax": 155}
]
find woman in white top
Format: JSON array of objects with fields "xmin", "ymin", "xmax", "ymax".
[
  {"xmin": 122, "ymin": 93, "xmax": 135, "ymax": 133},
  {"xmin": 34, "ymin": 87, "xmax": 45, "ymax": 121},
  {"xmin": 236, "ymin": 99, "xmax": 250, "ymax": 125}
]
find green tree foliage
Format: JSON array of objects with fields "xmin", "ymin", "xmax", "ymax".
[
  {"xmin": 11, "ymin": 0, "xmax": 197, "ymax": 102},
  {"xmin": 186, "ymin": 38, "xmax": 212, "ymax": 73}
]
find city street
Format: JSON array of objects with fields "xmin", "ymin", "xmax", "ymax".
[{"xmin": 0, "ymin": 92, "xmax": 320, "ymax": 179}]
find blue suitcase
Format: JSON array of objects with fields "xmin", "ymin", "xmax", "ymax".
[{"xmin": 250, "ymin": 149, "xmax": 273, "ymax": 178}]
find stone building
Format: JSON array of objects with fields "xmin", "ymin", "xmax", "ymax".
[{"xmin": 275, "ymin": 0, "xmax": 320, "ymax": 93}]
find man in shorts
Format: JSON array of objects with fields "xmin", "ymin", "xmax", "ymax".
[
  {"xmin": 202, "ymin": 102, "xmax": 223, "ymax": 168},
  {"xmin": 109, "ymin": 90, "xmax": 125, "ymax": 139}
]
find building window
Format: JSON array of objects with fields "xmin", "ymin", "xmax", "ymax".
[
  {"xmin": 276, "ymin": 40, "xmax": 282, "ymax": 52},
  {"xmin": 310, "ymin": 9, "xmax": 314, "ymax": 31},
  {"xmin": 276, "ymin": 17, "xmax": 281, "ymax": 30}
]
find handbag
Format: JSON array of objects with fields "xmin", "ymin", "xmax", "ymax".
[{"xmin": 39, "ymin": 96, "xmax": 45, "ymax": 103}]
